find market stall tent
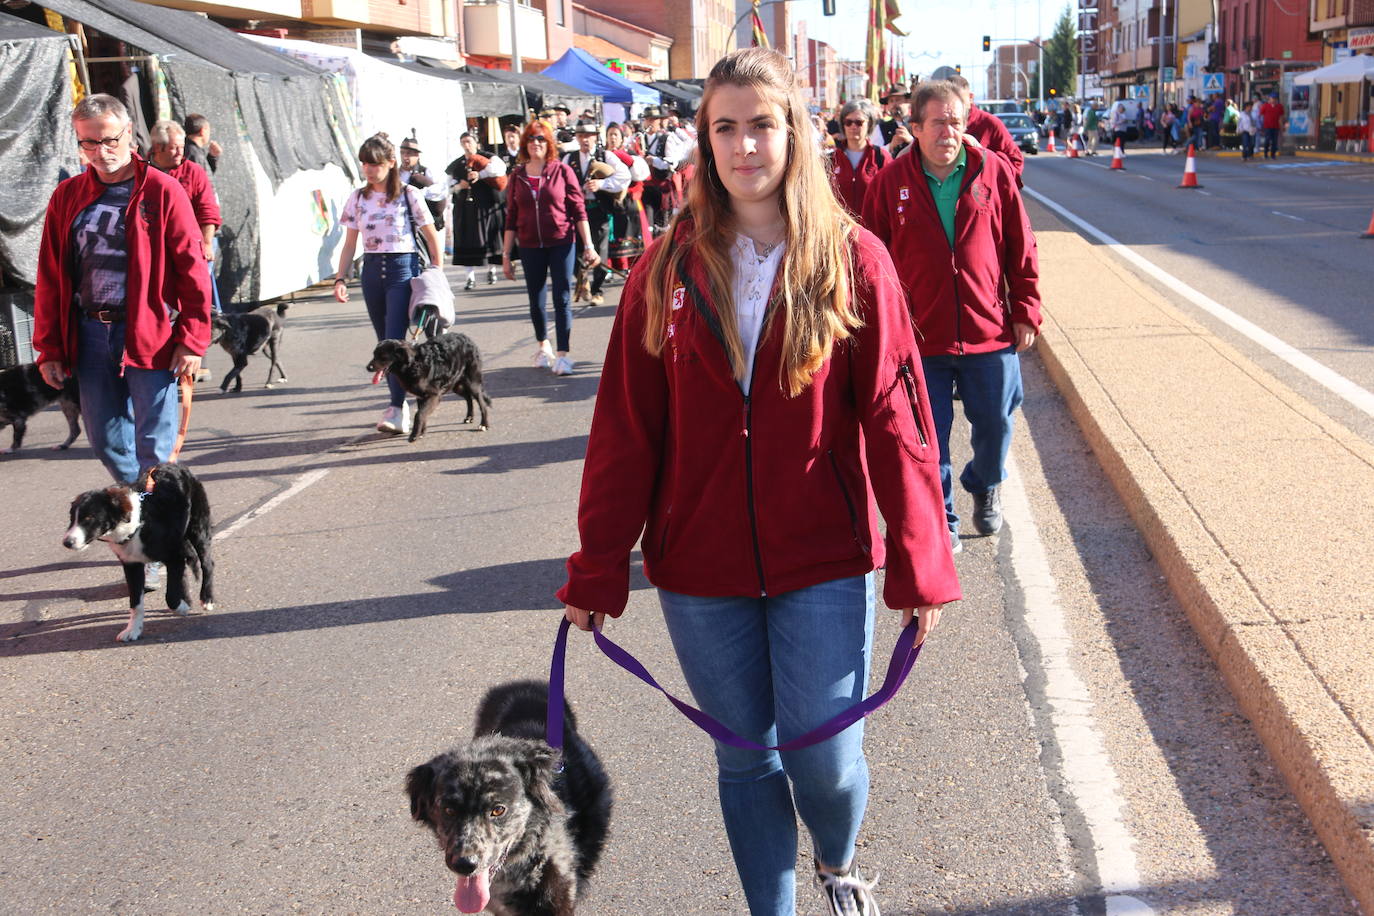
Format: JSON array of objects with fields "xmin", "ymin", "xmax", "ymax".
[
  {"xmin": 1295, "ymin": 55, "xmax": 1374, "ymax": 85},
  {"xmin": 542, "ymin": 48, "xmax": 660, "ymax": 107}
]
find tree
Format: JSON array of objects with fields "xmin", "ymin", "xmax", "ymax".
[{"xmin": 1043, "ymin": 5, "xmax": 1079, "ymax": 98}]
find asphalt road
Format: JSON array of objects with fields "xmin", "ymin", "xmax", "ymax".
[
  {"xmin": 0, "ymin": 251, "xmax": 1358, "ymax": 913},
  {"xmin": 1022, "ymin": 147, "xmax": 1374, "ymax": 443}
]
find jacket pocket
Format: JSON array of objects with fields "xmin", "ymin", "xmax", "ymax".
[
  {"xmin": 828, "ymin": 450, "xmax": 871, "ymax": 557},
  {"xmin": 888, "ymin": 362, "xmax": 933, "ymax": 461}
]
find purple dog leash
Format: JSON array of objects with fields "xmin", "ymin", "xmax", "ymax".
[{"xmin": 547, "ymin": 616, "xmax": 925, "ymax": 753}]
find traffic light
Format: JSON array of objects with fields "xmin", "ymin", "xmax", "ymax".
[
  {"xmin": 1206, "ymin": 42, "xmax": 1220, "ymax": 71},
  {"xmin": 955, "ymin": 64, "xmax": 962, "ymax": 74},
  {"xmin": 982, "ymin": 35, "xmax": 991, "ymax": 52},
  {"xmin": 823, "ymin": 0, "xmax": 836, "ymax": 15},
  {"xmin": 1048, "ymin": 87, "xmax": 1057, "ymax": 97}
]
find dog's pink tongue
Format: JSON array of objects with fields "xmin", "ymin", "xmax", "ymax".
[
  {"xmin": 371, "ymin": 370, "xmax": 384, "ymax": 385},
  {"xmin": 453, "ymin": 871, "xmax": 490, "ymax": 913}
]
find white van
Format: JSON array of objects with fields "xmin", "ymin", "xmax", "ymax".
[{"xmin": 1106, "ymin": 99, "xmax": 1143, "ymax": 140}]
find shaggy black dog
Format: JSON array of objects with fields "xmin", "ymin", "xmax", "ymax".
[
  {"xmin": 365, "ymin": 333, "xmax": 491, "ymax": 441},
  {"xmin": 0, "ymin": 363, "xmax": 81, "ymax": 454},
  {"xmin": 62, "ymin": 463, "xmax": 215, "ymax": 642},
  {"xmin": 210, "ymin": 303, "xmax": 288, "ymax": 393},
  {"xmin": 407, "ymin": 680, "xmax": 612, "ymax": 915}
]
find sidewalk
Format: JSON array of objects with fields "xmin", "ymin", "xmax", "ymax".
[{"xmin": 1030, "ymin": 211, "xmax": 1374, "ymax": 912}]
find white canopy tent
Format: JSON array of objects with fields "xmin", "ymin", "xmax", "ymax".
[
  {"xmin": 246, "ymin": 35, "xmax": 467, "ymax": 174},
  {"xmin": 1295, "ymin": 55, "xmax": 1374, "ymax": 85}
]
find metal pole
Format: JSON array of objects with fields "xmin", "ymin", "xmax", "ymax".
[{"xmin": 509, "ymin": 0, "xmax": 522, "ymax": 73}]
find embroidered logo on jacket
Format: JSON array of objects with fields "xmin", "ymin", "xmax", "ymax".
[{"xmin": 671, "ymin": 285, "xmax": 685, "ymax": 311}]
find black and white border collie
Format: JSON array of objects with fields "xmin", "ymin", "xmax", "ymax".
[
  {"xmin": 62, "ymin": 463, "xmax": 215, "ymax": 642},
  {"xmin": 0, "ymin": 363, "xmax": 81, "ymax": 455}
]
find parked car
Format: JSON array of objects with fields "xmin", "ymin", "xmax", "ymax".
[
  {"xmin": 979, "ymin": 98, "xmax": 1025, "ymax": 116},
  {"xmin": 994, "ymin": 112, "xmax": 1041, "ymax": 154}
]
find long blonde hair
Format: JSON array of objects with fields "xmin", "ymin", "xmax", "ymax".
[{"xmin": 641, "ymin": 48, "xmax": 861, "ymax": 396}]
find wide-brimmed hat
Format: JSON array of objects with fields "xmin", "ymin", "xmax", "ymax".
[
  {"xmin": 552, "ymin": 104, "xmax": 571, "ymax": 114},
  {"xmin": 538, "ymin": 109, "xmax": 556, "ymax": 119},
  {"xmin": 880, "ymin": 83, "xmax": 908, "ymax": 102},
  {"xmin": 642, "ymin": 105, "xmax": 664, "ymax": 119},
  {"xmin": 574, "ymin": 120, "xmax": 600, "ymax": 135},
  {"xmin": 399, "ymin": 137, "xmax": 421, "ymax": 153}
]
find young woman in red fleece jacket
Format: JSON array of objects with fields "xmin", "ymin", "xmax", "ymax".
[{"xmin": 558, "ymin": 48, "xmax": 961, "ymax": 916}]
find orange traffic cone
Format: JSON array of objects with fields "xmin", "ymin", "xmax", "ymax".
[
  {"xmin": 1046, "ymin": 128, "xmax": 1057, "ymax": 153},
  {"xmin": 1066, "ymin": 134, "xmax": 1080, "ymax": 158},
  {"xmin": 1361, "ymin": 206, "xmax": 1374, "ymax": 238},
  {"xmin": 1110, "ymin": 137, "xmax": 1125, "ymax": 170},
  {"xmin": 1178, "ymin": 144, "xmax": 1203, "ymax": 188}
]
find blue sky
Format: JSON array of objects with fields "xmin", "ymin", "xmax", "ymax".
[{"xmin": 786, "ymin": 0, "xmax": 1066, "ymax": 97}]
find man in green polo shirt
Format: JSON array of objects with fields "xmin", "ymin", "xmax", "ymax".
[{"xmin": 862, "ymin": 82, "xmax": 1043, "ymax": 554}]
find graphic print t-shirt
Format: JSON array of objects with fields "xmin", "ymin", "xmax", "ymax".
[
  {"xmin": 72, "ymin": 179, "xmax": 133, "ymax": 313},
  {"xmin": 339, "ymin": 185, "xmax": 432, "ymax": 254}
]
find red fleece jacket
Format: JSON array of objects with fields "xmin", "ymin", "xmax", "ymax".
[
  {"xmin": 504, "ymin": 160, "xmax": 587, "ymax": 249},
  {"xmin": 966, "ymin": 105, "xmax": 1025, "ymax": 186},
  {"xmin": 862, "ymin": 143, "xmax": 1041, "ymax": 356},
  {"xmin": 557, "ymin": 223, "xmax": 962, "ymax": 617},
  {"xmin": 33, "ymin": 156, "xmax": 213, "ymax": 372},
  {"xmin": 829, "ymin": 144, "xmax": 889, "ymax": 225},
  {"xmin": 163, "ymin": 159, "xmax": 221, "ymax": 228}
]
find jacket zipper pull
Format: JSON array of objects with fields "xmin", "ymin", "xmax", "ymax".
[{"xmin": 742, "ymin": 396, "xmax": 750, "ymax": 437}]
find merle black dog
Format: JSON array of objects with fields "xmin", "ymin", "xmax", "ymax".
[
  {"xmin": 62, "ymin": 463, "xmax": 215, "ymax": 642},
  {"xmin": 210, "ymin": 302, "xmax": 288, "ymax": 393},
  {"xmin": 0, "ymin": 363, "xmax": 81, "ymax": 454},
  {"xmin": 365, "ymin": 332, "xmax": 491, "ymax": 441},
  {"xmin": 406, "ymin": 680, "xmax": 612, "ymax": 915}
]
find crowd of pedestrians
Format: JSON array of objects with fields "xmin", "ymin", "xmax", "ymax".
[{"xmin": 31, "ymin": 52, "xmax": 1050, "ymax": 916}]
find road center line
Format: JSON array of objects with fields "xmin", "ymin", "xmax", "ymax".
[
  {"xmin": 1002, "ymin": 454, "xmax": 1156, "ymax": 915},
  {"xmin": 1272, "ymin": 210, "xmax": 1305, "ymax": 222},
  {"xmin": 1026, "ymin": 186, "xmax": 1374, "ymax": 419},
  {"xmin": 213, "ymin": 468, "xmax": 329, "ymax": 542}
]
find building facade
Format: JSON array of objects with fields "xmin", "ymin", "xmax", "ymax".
[
  {"xmin": 985, "ymin": 41, "xmax": 1041, "ymax": 100},
  {"xmin": 588, "ymin": 0, "xmax": 734, "ymax": 77}
]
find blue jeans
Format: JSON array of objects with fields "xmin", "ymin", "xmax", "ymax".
[
  {"xmin": 1241, "ymin": 131, "xmax": 1255, "ymax": 159},
  {"xmin": 1263, "ymin": 127, "xmax": 1280, "ymax": 157},
  {"xmin": 1191, "ymin": 124, "xmax": 1206, "ymax": 150},
  {"xmin": 922, "ymin": 347, "xmax": 1024, "ymax": 533},
  {"xmin": 519, "ymin": 242, "xmax": 574, "ymax": 352},
  {"xmin": 76, "ymin": 316, "xmax": 179, "ymax": 484},
  {"xmin": 361, "ymin": 252, "xmax": 419, "ymax": 408},
  {"xmin": 659, "ymin": 573, "xmax": 875, "ymax": 916}
]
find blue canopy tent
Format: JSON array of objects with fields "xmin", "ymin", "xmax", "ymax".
[{"xmin": 542, "ymin": 48, "xmax": 660, "ymax": 108}]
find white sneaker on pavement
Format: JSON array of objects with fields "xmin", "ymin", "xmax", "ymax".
[
  {"xmin": 533, "ymin": 341, "xmax": 555, "ymax": 370},
  {"xmin": 377, "ymin": 402, "xmax": 411, "ymax": 435},
  {"xmin": 552, "ymin": 356, "xmax": 574, "ymax": 376}
]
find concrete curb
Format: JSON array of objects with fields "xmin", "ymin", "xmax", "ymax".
[{"xmin": 1031, "ymin": 220, "xmax": 1374, "ymax": 912}]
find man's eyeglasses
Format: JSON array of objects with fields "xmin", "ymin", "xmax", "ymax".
[
  {"xmin": 76, "ymin": 125, "xmax": 128, "ymax": 151},
  {"xmin": 842, "ymin": 119, "xmax": 867, "ymax": 128}
]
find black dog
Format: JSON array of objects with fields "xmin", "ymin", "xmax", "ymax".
[
  {"xmin": 210, "ymin": 303, "xmax": 288, "ymax": 393},
  {"xmin": 62, "ymin": 463, "xmax": 215, "ymax": 642},
  {"xmin": 365, "ymin": 333, "xmax": 491, "ymax": 441},
  {"xmin": 407, "ymin": 680, "xmax": 612, "ymax": 915},
  {"xmin": 0, "ymin": 363, "xmax": 81, "ymax": 454}
]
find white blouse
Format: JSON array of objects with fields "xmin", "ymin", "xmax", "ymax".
[{"xmin": 730, "ymin": 233, "xmax": 785, "ymax": 393}]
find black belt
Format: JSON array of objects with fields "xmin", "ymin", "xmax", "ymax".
[{"xmin": 83, "ymin": 309, "xmax": 126, "ymax": 324}]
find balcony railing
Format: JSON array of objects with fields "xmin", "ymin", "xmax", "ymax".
[{"xmin": 464, "ymin": 0, "xmax": 547, "ymax": 59}]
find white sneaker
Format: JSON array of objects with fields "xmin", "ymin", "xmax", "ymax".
[
  {"xmin": 533, "ymin": 342, "xmax": 555, "ymax": 370},
  {"xmin": 552, "ymin": 356, "xmax": 574, "ymax": 376},
  {"xmin": 377, "ymin": 403, "xmax": 411, "ymax": 435},
  {"xmin": 816, "ymin": 862, "xmax": 882, "ymax": 916}
]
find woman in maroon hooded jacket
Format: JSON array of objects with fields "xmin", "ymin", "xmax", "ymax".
[
  {"xmin": 558, "ymin": 49, "xmax": 959, "ymax": 916},
  {"xmin": 501, "ymin": 120, "xmax": 599, "ymax": 377},
  {"xmin": 828, "ymin": 99, "xmax": 888, "ymax": 226}
]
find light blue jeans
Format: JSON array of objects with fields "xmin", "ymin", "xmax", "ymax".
[
  {"xmin": 658, "ymin": 573, "xmax": 875, "ymax": 916},
  {"xmin": 76, "ymin": 316, "xmax": 179, "ymax": 484}
]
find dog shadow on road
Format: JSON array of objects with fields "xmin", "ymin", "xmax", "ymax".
[{"xmin": 0, "ymin": 554, "xmax": 651, "ymax": 656}]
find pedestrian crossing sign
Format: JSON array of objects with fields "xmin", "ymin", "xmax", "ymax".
[{"xmin": 1202, "ymin": 72, "xmax": 1224, "ymax": 94}]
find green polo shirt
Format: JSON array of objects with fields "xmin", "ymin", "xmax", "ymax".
[{"xmin": 922, "ymin": 146, "xmax": 967, "ymax": 248}]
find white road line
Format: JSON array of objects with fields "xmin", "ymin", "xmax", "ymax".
[
  {"xmin": 213, "ymin": 468, "xmax": 329, "ymax": 542},
  {"xmin": 1272, "ymin": 210, "xmax": 1305, "ymax": 222},
  {"xmin": 1026, "ymin": 186, "xmax": 1374, "ymax": 419},
  {"xmin": 1003, "ymin": 455, "xmax": 1156, "ymax": 915}
]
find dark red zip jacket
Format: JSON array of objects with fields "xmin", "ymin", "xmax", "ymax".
[
  {"xmin": 966, "ymin": 105, "xmax": 1025, "ymax": 186},
  {"xmin": 829, "ymin": 144, "xmax": 888, "ymax": 226},
  {"xmin": 557, "ymin": 222, "xmax": 961, "ymax": 617},
  {"xmin": 33, "ymin": 156, "xmax": 213, "ymax": 372},
  {"xmin": 505, "ymin": 159, "xmax": 587, "ymax": 249},
  {"xmin": 862, "ymin": 142, "xmax": 1041, "ymax": 356}
]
